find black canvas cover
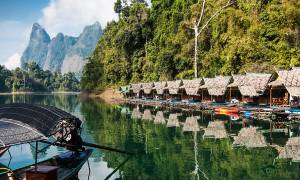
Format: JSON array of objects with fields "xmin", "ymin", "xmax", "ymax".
[{"xmin": 0, "ymin": 104, "xmax": 81, "ymax": 147}]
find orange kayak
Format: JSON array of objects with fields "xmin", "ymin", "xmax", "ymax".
[{"xmin": 214, "ymin": 108, "xmax": 239, "ymax": 113}]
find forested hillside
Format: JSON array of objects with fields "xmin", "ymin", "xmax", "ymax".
[
  {"xmin": 81, "ymin": 0, "xmax": 300, "ymax": 91},
  {"xmin": 0, "ymin": 63, "xmax": 79, "ymax": 92}
]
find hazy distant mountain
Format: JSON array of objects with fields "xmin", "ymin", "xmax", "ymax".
[
  {"xmin": 21, "ymin": 22, "xmax": 102, "ymax": 74},
  {"xmin": 21, "ymin": 23, "xmax": 50, "ymax": 69}
]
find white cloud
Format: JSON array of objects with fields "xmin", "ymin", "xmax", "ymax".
[
  {"xmin": 0, "ymin": 21, "xmax": 31, "ymax": 68},
  {"xmin": 4, "ymin": 53, "xmax": 21, "ymax": 70},
  {"xmin": 39, "ymin": 0, "xmax": 118, "ymax": 37}
]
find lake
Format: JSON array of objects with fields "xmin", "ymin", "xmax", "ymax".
[{"xmin": 0, "ymin": 94, "xmax": 299, "ymax": 180}]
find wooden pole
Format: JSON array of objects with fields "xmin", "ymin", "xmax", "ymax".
[
  {"xmin": 269, "ymin": 87, "xmax": 272, "ymax": 107},
  {"xmin": 201, "ymin": 90, "xmax": 203, "ymax": 102},
  {"xmin": 229, "ymin": 87, "xmax": 232, "ymax": 101}
]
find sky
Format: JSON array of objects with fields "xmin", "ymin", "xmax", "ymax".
[{"xmin": 0, "ymin": 0, "xmax": 118, "ymax": 69}]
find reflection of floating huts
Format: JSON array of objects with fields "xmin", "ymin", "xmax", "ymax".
[
  {"xmin": 167, "ymin": 113, "xmax": 181, "ymax": 127},
  {"xmin": 203, "ymin": 121, "xmax": 228, "ymax": 139},
  {"xmin": 154, "ymin": 111, "xmax": 166, "ymax": 124},
  {"xmin": 131, "ymin": 107, "xmax": 142, "ymax": 119},
  {"xmin": 233, "ymin": 127, "xmax": 267, "ymax": 148},
  {"xmin": 122, "ymin": 67, "xmax": 300, "ymax": 106},
  {"xmin": 277, "ymin": 137, "xmax": 300, "ymax": 162},
  {"xmin": 142, "ymin": 109, "xmax": 153, "ymax": 121},
  {"xmin": 183, "ymin": 117, "xmax": 200, "ymax": 132}
]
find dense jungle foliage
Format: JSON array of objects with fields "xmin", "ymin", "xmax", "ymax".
[
  {"xmin": 81, "ymin": 0, "xmax": 300, "ymax": 91},
  {"xmin": 0, "ymin": 63, "xmax": 80, "ymax": 92}
]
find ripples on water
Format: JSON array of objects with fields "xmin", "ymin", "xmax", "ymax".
[{"xmin": 0, "ymin": 94, "xmax": 299, "ymax": 180}]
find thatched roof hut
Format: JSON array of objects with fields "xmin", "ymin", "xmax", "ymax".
[
  {"xmin": 131, "ymin": 83, "xmax": 143, "ymax": 94},
  {"xmin": 227, "ymin": 75, "xmax": 246, "ymax": 88},
  {"xmin": 166, "ymin": 80, "xmax": 183, "ymax": 95},
  {"xmin": 154, "ymin": 111, "xmax": 165, "ymax": 124},
  {"xmin": 153, "ymin": 81, "xmax": 167, "ymax": 95},
  {"xmin": 227, "ymin": 73, "xmax": 272, "ymax": 97},
  {"xmin": 180, "ymin": 79, "xmax": 203, "ymax": 96},
  {"xmin": 131, "ymin": 108, "xmax": 142, "ymax": 119},
  {"xmin": 203, "ymin": 121, "xmax": 228, "ymax": 139},
  {"xmin": 142, "ymin": 109, "xmax": 153, "ymax": 121},
  {"xmin": 141, "ymin": 82, "xmax": 154, "ymax": 95},
  {"xmin": 233, "ymin": 127, "xmax": 267, "ymax": 148},
  {"xmin": 166, "ymin": 113, "xmax": 181, "ymax": 127},
  {"xmin": 239, "ymin": 73, "xmax": 273, "ymax": 97},
  {"xmin": 200, "ymin": 76, "xmax": 232, "ymax": 96},
  {"xmin": 182, "ymin": 116, "xmax": 200, "ymax": 132},
  {"xmin": 277, "ymin": 137, "xmax": 300, "ymax": 162},
  {"xmin": 269, "ymin": 68, "xmax": 300, "ymax": 97}
]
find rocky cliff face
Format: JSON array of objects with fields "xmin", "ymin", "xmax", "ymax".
[
  {"xmin": 21, "ymin": 23, "xmax": 51, "ymax": 69},
  {"xmin": 21, "ymin": 22, "xmax": 102, "ymax": 74}
]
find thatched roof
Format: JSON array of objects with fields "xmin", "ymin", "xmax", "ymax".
[
  {"xmin": 181, "ymin": 79, "xmax": 203, "ymax": 95},
  {"xmin": 166, "ymin": 80, "xmax": 183, "ymax": 95},
  {"xmin": 167, "ymin": 113, "xmax": 181, "ymax": 127},
  {"xmin": 203, "ymin": 121, "xmax": 228, "ymax": 139},
  {"xmin": 154, "ymin": 111, "xmax": 165, "ymax": 124},
  {"xmin": 131, "ymin": 108, "xmax": 142, "ymax": 119},
  {"xmin": 239, "ymin": 73, "xmax": 273, "ymax": 97},
  {"xmin": 227, "ymin": 73, "xmax": 272, "ymax": 96},
  {"xmin": 200, "ymin": 76, "xmax": 232, "ymax": 96},
  {"xmin": 228, "ymin": 75, "xmax": 246, "ymax": 88},
  {"xmin": 153, "ymin": 81, "xmax": 167, "ymax": 95},
  {"xmin": 269, "ymin": 68, "xmax": 300, "ymax": 97},
  {"xmin": 142, "ymin": 82, "xmax": 154, "ymax": 94},
  {"xmin": 233, "ymin": 127, "xmax": 267, "ymax": 148},
  {"xmin": 182, "ymin": 116, "xmax": 200, "ymax": 132},
  {"xmin": 131, "ymin": 83, "xmax": 142, "ymax": 94},
  {"xmin": 277, "ymin": 137, "xmax": 300, "ymax": 162},
  {"xmin": 142, "ymin": 109, "xmax": 153, "ymax": 121}
]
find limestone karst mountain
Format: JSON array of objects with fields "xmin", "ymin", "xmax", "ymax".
[{"xmin": 21, "ymin": 22, "xmax": 102, "ymax": 74}]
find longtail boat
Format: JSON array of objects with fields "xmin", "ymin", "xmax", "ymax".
[{"xmin": 0, "ymin": 104, "xmax": 134, "ymax": 180}]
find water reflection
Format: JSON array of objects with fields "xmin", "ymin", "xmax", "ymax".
[{"xmin": 1, "ymin": 95, "xmax": 300, "ymax": 179}]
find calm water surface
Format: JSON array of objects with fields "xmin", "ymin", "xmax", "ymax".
[{"xmin": 0, "ymin": 94, "xmax": 299, "ymax": 180}]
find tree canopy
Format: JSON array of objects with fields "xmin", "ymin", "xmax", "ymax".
[
  {"xmin": 0, "ymin": 62, "xmax": 80, "ymax": 92},
  {"xmin": 81, "ymin": 0, "xmax": 300, "ymax": 91}
]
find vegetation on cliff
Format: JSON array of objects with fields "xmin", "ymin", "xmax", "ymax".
[{"xmin": 81, "ymin": 0, "xmax": 300, "ymax": 91}]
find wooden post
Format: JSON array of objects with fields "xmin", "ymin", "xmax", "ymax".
[
  {"xmin": 269, "ymin": 87, "xmax": 272, "ymax": 107},
  {"xmin": 229, "ymin": 87, "xmax": 232, "ymax": 101},
  {"xmin": 201, "ymin": 90, "xmax": 203, "ymax": 102}
]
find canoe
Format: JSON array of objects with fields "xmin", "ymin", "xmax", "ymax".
[
  {"xmin": 214, "ymin": 108, "xmax": 239, "ymax": 113},
  {"xmin": 2, "ymin": 149, "xmax": 93, "ymax": 180}
]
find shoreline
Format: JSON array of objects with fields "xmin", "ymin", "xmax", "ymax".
[
  {"xmin": 82, "ymin": 88, "xmax": 125, "ymax": 105},
  {"xmin": 0, "ymin": 91, "xmax": 81, "ymax": 95}
]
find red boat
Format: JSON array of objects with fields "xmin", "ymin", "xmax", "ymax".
[{"xmin": 214, "ymin": 108, "xmax": 239, "ymax": 114}]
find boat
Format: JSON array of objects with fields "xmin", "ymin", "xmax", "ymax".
[
  {"xmin": 0, "ymin": 103, "xmax": 133, "ymax": 180},
  {"xmin": 214, "ymin": 107, "xmax": 239, "ymax": 114},
  {"xmin": 1, "ymin": 149, "xmax": 92, "ymax": 180}
]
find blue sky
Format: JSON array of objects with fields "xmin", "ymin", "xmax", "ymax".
[{"xmin": 0, "ymin": 0, "xmax": 118, "ymax": 69}]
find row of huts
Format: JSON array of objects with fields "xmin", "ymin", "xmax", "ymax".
[{"xmin": 120, "ymin": 68, "xmax": 300, "ymax": 106}]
